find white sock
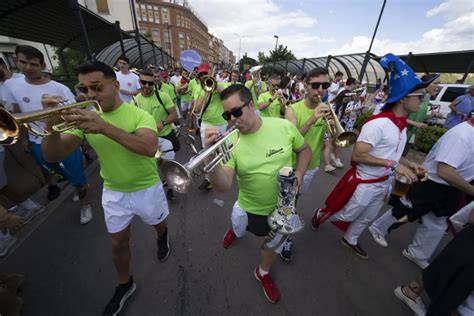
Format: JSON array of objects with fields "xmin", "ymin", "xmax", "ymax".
[{"xmin": 259, "ymin": 265, "xmax": 269, "ymax": 276}]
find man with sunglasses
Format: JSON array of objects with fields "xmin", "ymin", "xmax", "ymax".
[
  {"xmin": 115, "ymin": 56, "xmax": 140, "ymax": 103},
  {"xmin": 41, "ymin": 61, "xmax": 171, "ymax": 316},
  {"xmin": 134, "ymin": 70, "xmax": 179, "ymax": 200},
  {"xmin": 280, "ymin": 68, "xmax": 331, "ymax": 262},
  {"xmin": 3, "ymin": 45, "xmax": 92, "ymax": 223},
  {"xmin": 257, "ymin": 75, "xmax": 285, "ymax": 118},
  {"xmin": 311, "ymin": 53, "xmax": 434, "ymax": 260},
  {"xmin": 192, "ymin": 63, "xmax": 229, "ymax": 190},
  {"xmin": 206, "ymin": 84, "xmax": 311, "ymax": 303}
]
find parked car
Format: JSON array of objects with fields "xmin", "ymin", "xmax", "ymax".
[{"xmin": 428, "ymin": 84, "xmax": 469, "ymax": 125}]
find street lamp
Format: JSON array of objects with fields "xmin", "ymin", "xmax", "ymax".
[
  {"xmin": 273, "ymin": 35, "xmax": 279, "ymax": 74},
  {"xmin": 233, "ymin": 33, "xmax": 247, "ymax": 71},
  {"xmin": 274, "ymin": 35, "xmax": 279, "ymax": 51}
]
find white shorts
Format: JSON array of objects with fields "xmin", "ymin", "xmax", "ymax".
[
  {"xmin": 200, "ymin": 123, "xmax": 228, "ymax": 146},
  {"xmin": 102, "ymin": 182, "xmax": 170, "ymax": 234},
  {"xmin": 300, "ymin": 167, "xmax": 319, "ymax": 194},
  {"xmin": 158, "ymin": 137, "xmax": 175, "ymax": 161},
  {"xmin": 181, "ymin": 100, "xmax": 192, "ymax": 112}
]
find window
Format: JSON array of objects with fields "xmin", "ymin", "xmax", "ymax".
[
  {"xmin": 440, "ymin": 87, "xmax": 467, "ymax": 102},
  {"xmin": 177, "ymin": 15, "xmax": 181, "ymax": 27},
  {"xmin": 141, "ymin": 9, "xmax": 147, "ymax": 21},
  {"xmin": 96, "ymin": 0, "xmax": 110, "ymax": 14},
  {"xmin": 139, "ymin": 27, "xmax": 147, "ymax": 34},
  {"xmin": 186, "ymin": 34, "xmax": 191, "ymax": 46},
  {"xmin": 152, "ymin": 29, "xmax": 161, "ymax": 41},
  {"xmin": 162, "ymin": 8, "xmax": 170, "ymax": 24},
  {"xmin": 148, "ymin": 10, "xmax": 153, "ymax": 20},
  {"xmin": 154, "ymin": 11, "xmax": 160, "ymax": 23},
  {"xmin": 3, "ymin": 52, "xmax": 18, "ymax": 71}
]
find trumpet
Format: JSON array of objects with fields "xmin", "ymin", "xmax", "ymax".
[
  {"xmin": 0, "ymin": 101, "xmax": 101, "ymax": 146},
  {"xmin": 324, "ymin": 104, "xmax": 357, "ymax": 148},
  {"xmin": 161, "ymin": 126, "xmax": 240, "ymax": 193},
  {"xmin": 187, "ymin": 75, "xmax": 217, "ymax": 133}
]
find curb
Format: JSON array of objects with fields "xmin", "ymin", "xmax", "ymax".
[{"xmin": 0, "ymin": 159, "xmax": 100, "ymax": 264}]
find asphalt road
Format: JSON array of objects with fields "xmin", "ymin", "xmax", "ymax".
[{"xmin": 1, "ymin": 135, "xmax": 449, "ymax": 316}]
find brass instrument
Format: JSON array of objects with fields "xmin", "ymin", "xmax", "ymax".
[
  {"xmin": 187, "ymin": 70, "xmax": 217, "ymax": 134},
  {"xmin": 324, "ymin": 104, "xmax": 357, "ymax": 148},
  {"xmin": 161, "ymin": 126, "xmax": 240, "ymax": 193},
  {"xmin": 249, "ymin": 65, "xmax": 263, "ymax": 96},
  {"xmin": 0, "ymin": 101, "xmax": 101, "ymax": 145}
]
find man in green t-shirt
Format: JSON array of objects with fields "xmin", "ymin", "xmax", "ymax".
[
  {"xmin": 228, "ymin": 70, "xmax": 242, "ymax": 86},
  {"xmin": 282, "ymin": 67, "xmax": 331, "ymax": 262},
  {"xmin": 135, "ymin": 69, "xmax": 179, "ymax": 200},
  {"xmin": 245, "ymin": 77, "xmax": 268, "ymax": 114},
  {"xmin": 176, "ymin": 70, "xmax": 192, "ymax": 121},
  {"xmin": 206, "ymin": 84, "xmax": 311, "ymax": 303},
  {"xmin": 258, "ymin": 76, "xmax": 285, "ymax": 118},
  {"xmin": 40, "ymin": 61, "xmax": 171, "ymax": 315},
  {"xmin": 192, "ymin": 63, "xmax": 229, "ymax": 190}
]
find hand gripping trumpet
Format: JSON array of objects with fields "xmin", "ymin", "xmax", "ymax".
[
  {"xmin": 0, "ymin": 100, "xmax": 101, "ymax": 145},
  {"xmin": 161, "ymin": 126, "xmax": 240, "ymax": 193}
]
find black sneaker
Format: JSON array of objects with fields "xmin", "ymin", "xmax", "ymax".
[
  {"xmin": 157, "ymin": 229, "xmax": 171, "ymax": 262},
  {"xmin": 279, "ymin": 237, "xmax": 292, "ymax": 262},
  {"xmin": 341, "ymin": 237, "xmax": 369, "ymax": 259},
  {"xmin": 102, "ymin": 276, "xmax": 136, "ymax": 316},
  {"xmin": 166, "ymin": 189, "xmax": 175, "ymax": 201},
  {"xmin": 47, "ymin": 185, "xmax": 61, "ymax": 201},
  {"xmin": 198, "ymin": 179, "xmax": 212, "ymax": 191}
]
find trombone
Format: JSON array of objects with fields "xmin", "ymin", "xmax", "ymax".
[
  {"xmin": 161, "ymin": 126, "xmax": 240, "ymax": 193},
  {"xmin": 187, "ymin": 72, "xmax": 217, "ymax": 134},
  {"xmin": 324, "ymin": 104, "xmax": 357, "ymax": 148},
  {"xmin": 0, "ymin": 101, "xmax": 101, "ymax": 145}
]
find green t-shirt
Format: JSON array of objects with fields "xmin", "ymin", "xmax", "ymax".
[
  {"xmin": 158, "ymin": 82, "xmax": 176, "ymax": 102},
  {"xmin": 225, "ymin": 117, "xmax": 305, "ymax": 216},
  {"xmin": 188, "ymin": 78, "xmax": 197, "ymax": 97},
  {"xmin": 176, "ymin": 80, "xmax": 192, "ymax": 102},
  {"xmin": 65, "ymin": 103, "xmax": 160, "ymax": 192},
  {"xmin": 290, "ymin": 100, "xmax": 326, "ymax": 169},
  {"xmin": 407, "ymin": 96, "xmax": 429, "ymax": 141},
  {"xmin": 192, "ymin": 82, "xmax": 228, "ymax": 125},
  {"xmin": 245, "ymin": 80, "xmax": 268, "ymax": 108},
  {"xmin": 134, "ymin": 91, "xmax": 175, "ymax": 136},
  {"xmin": 258, "ymin": 91, "xmax": 283, "ymax": 118}
]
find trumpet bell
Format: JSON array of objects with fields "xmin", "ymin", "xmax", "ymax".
[
  {"xmin": 0, "ymin": 109, "xmax": 20, "ymax": 145},
  {"xmin": 161, "ymin": 160, "xmax": 192, "ymax": 194},
  {"xmin": 334, "ymin": 131, "xmax": 358, "ymax": 148}
]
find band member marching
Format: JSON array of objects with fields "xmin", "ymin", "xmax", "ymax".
[
  {"xmin": 257, "ymin": 76, "xmax": 285, "ymax": 118},
  {"xmin": 41, "ymin": 61, "xmax": 171, "ymax": 316},
  {"xmin": 135, "ymin": 69, "xmax": 180, "ymax": 200},
  {"xmin": 281, "ymin": 67, "xmax": 331, "ymax": 261},
  {"xmin": 206, "ymin": 84, "xmax": 312, "ymax": 303},
  {"xmin": 311, "ymin": 53, "xmax": 436, "ymax": 259}
]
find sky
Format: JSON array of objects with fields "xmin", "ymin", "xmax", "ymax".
[{"xmin": 188, "ymin": 0, "xmax": 474, "ymax": 61}]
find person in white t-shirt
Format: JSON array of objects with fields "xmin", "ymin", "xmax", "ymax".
[
  {"xmin": 327, "ymin": 71, "xmax": 343, "ymax": 103},
  {"xmin": 115, "ymin": 56, "xmax": 140, "ymax": 103},
  {"xmin": 169, "ymin": 68, "xmax": 181, "ymax": 87},
  {"xmin": 2, "ymin": 45, "xmax": 92, "ymax": 225},
  {"xmin": 369, "ymin": 119, "xmax": 474, "ymax": 268},
  {"xmin": 312, "ymin": 53, "xmax": 436, "ymax": 259}
]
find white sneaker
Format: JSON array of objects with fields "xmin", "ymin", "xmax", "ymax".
[
  {"xmin": 402, "ymin": 249, "xmax": 429, "ymax": 269},
  {"xmin": 368, "ymin": 226, "xmax": 388, "ymax": 248},
  {"xmin": 324, "ymin": 165, "xmax": 336, "ymax": 172},
  {"xmin": 0, "ymin": 234, "xmax": 17, "ymax": 257},
  {"xmin": 332, "ymin": 157, "xmax": 344, "ymax": 168},
  {"xmin": 72, "ymin": 193, "xmax": 80, "ymax": 202},
  {"xmin": 8, "ymin": 205, "xmax": 34, "ymax": 224},
  {"xmin": 20, "ymin": 198, "xmax": 45, "ymax": 218},
  {"xmin": 394, "ymin": 286, "xmax": 426, "ymax": 316},
  {"xmin": 80, "ymin": 205, "xmax": 93, "ymax": 225}
]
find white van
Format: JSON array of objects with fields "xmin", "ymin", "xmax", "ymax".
[{"xmin": 428, "ymin": 84, "xmax": 469, "ymax": 125}]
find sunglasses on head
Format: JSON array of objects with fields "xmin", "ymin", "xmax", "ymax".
[
  {"xmin": 221, "ymin": 101, "xmax": 249, "ymax": 121},
  {"xmin": 309, "ymin": 82, "xmax": 331, "ymax": 90},
  {"xmin": 75, "ymin": 79, "xmax": 114, "ymax": 94},
  {"xmin": 407, "ymin": 92, "xmax": 427, "ymax": 100},
  {"xmin": 140, "ymin": 80, "xmax": 155, "ymax": 86}
]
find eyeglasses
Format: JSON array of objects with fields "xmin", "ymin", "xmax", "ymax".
[
  {"xmin": 407, "ymin": 92, "xmax": 427, "ymax": 100},
  {"xmin": 140, "ymin": 80, "xmax": 155, "ymax": 86},
  {"xmin": 309, "ymin": 82, "xmax": 331, "ymax": 90},
  {"xmin": 221, "ymin": 101, "xmax": 249, "ymax": 121},
  {"xmin": 198, "ymin": 72, "xmax": 208, "ymax": 78},
  {"xmin": 75, "ymin": 79, "xmax": 115, "ymax": 94}
]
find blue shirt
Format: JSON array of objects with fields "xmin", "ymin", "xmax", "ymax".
[{"xmin": 444, "ymin": 94, "xmax": 474, "ymax": 129}]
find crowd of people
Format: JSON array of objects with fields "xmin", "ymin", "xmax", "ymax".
[{"xmin": 0, "ymin": 44, "xmax": 473, "ymax": 316}]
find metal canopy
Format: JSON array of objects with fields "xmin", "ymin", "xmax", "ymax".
[
  {"xmin": 96, "ymin": 37, "xmax": 172, "ymax": 70},
  {"xmin": 397, "ymin": 50, "xmax": 474, "ymax": 74},
  {"xmin": 0, "ymin": 0, "xmax": 132, "ymax": 52}
]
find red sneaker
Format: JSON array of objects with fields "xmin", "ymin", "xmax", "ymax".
[
  {"xmin": 254, "ymin": 266, "xmax": 280, "ymax": 303},
  {"xmin": 311, "ymin": 208, "xmax": 324, "ymax": 231},
  {"xmin": 222, "ymin": 229, "xmax": 236, "ymax": 249}
]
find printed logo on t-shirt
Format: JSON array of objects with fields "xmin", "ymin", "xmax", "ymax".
[
  {"xmin": 128, "ymin": 82, "xmax": 132, "ymax": 86},
  {"xmin": 266, "ymin": 148, "xmax": 284, "ymax": 158},
  {"xmin": 22, "ymin": 97, "xmax": 30, "ymax": 103}
]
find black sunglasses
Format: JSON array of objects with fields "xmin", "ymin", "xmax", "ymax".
[
  {"xmin": 140, "ymin": 80, "xmax": 155, "ymax": 86},
  {"xmin": 309, "ymin": 82, "xmax": 331, "ymax": 90},
  {"xmin": 222, "ymin": 101, "xmax": 249, "ymax": 121}
]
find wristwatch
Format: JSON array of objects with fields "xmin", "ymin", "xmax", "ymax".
[{"xmin": 161, "ymin": 121, "xmax": 168, "ymax": 126}]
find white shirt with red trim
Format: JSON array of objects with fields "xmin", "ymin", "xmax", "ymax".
[
  {"xmin": 116, "ymin": 71, "xmax": 140, "ymax": 103},
  {"xmin": 356, "ymin": 117, "xmax": 407, "ymax": 179}
]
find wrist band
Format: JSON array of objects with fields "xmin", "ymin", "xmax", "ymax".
[{"xmin": 384, "ymin": 160, "xmax": 397, "ymax": 176}]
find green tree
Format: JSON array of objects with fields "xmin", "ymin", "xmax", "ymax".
[
  {"xmin": 266, "ymin": 45, "xmax": 296, "ymax": 62},
  {"xmin": 257, "ymin": 51, "xmax": 267, "ymax": 64},
  {"xmin": 239, "ymin": 53, "xmax": 257, "ymax": 72},
  {"xmin": 143, "ymin": 31, "xmax": 152, "ymax": 41},
  {"xmin": 52, "ymin": 48, "xmax": 85, "ymax": 76}
]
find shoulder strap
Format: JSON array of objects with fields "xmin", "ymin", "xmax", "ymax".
[
  {"xmin": 198, "ymin": 92, "xmax": 213, "ymax": 125},
  {"xmin": 154, "ymin": 88, "xmax": 169, "ymax": 115}
]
